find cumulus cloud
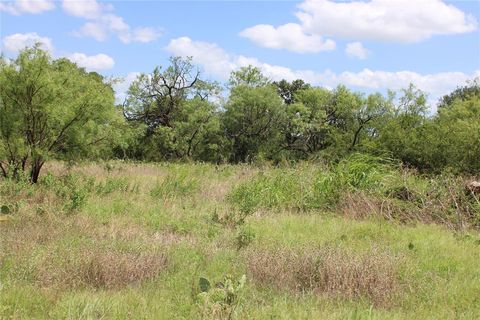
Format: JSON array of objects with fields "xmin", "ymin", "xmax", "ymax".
[
  {"xmin": 345, "ymin": 42, "xmax": 369, "ymax": 59},
  {"xmin": 166, "ymin": 36, "xmax": 479, "ymax": 102},
  {"xmin": 62, "ymin": 0, "xmax": 103, "ymax": 19},
  {"xmin": 67, "ymin": 52, "xmax": 115, "ymax": 71},
  {"xmin": 2, "ymin": 32, "xmax": 54, "ymax": 53},
  {"xmin": 0, "ymin": 0, "xmax": 55, "ymax": 15},
  {"xmin": 1, "ymin": 33, "xmax": 115, "ymax": 73},
  {"xmin": 73, "ymin": 22, "xmax": 108, "ymax": 41},
  {"xmin": 239, "ymin": 23, "xmax": 335, "ymax": 53},
  {"xmin": 117, "ymin": 26, "xmax": 162, "ymax": 44},
  {"xmin": 296, "ymin": 0, "xmax": 478, "ymax": 43},
  {"xmin": 241, "ymin": 0, "xmax": 477, "ymax": 53},
  {"xmin": 63, "ymin": 0, "xmax": 162, "ymax": 43}
]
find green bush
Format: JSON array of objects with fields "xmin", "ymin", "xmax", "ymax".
[
  {"xmin": 150, "ymin": 172, "xmax": 198, "ymax": 199},
  {"xmin": 235, "ymin": 226, "xmax": 256, "ymax": 249},
  {"xmin": 41, "ymin": 172, "xmax": 95, "ymax": 212},
  {"xmin": 228, "ymin": 154, "xmax": 396, "ymax": 214},
  {"xmin": 228, "ymin": 168, "xmax": 312, "ymax": 215},
  {"xmin": 196, "ymin": 275, "xmax": 246, "ymax": 319}
]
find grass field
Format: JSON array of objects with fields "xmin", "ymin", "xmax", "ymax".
[{"xmin": 1, "ymin": 160, "xmax": 479, "ymax": 319}]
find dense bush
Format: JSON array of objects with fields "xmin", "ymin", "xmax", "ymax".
[{"xmin": 228, "ymin": 154, "xmax": 480, "ymax": 229}]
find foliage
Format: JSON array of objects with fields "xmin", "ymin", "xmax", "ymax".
[
  {"xmin": 2, "ymin": 47, "xmax": 479, "ymax": 176},
  {"xmin": 0, "ymin": 45, "xmax": 121, "ymax": 183},
  {"xmin": 196, "ymin": 275, "xmax": 246, "ymax": 319},
  {"xmin": 123, "ymin": 57, "xmax": 223, "ymax": 161},
  {"xmin": 223, "ymin": 84, "xmax": 286, "ymax": 162}
]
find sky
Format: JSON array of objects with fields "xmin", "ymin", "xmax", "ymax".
[{"xmin": 1, "ymin": 0, "xmax": 480, "ymax": 107}]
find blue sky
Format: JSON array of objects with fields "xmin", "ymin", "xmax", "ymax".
[{"xmin": 1, "ymin": 0, "xmax": 480, "ymax": 105}]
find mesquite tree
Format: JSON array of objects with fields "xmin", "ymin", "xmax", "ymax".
[{"xmin": 0, "ymin": 46, "xmax": 120, "ymax": 183}]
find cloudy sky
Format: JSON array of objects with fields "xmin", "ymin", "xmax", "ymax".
[{"xmin": 1, "ymin": 0, "xmax": 479, "ymax": 105}]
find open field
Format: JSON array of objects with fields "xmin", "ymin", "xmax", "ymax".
[{"xmin": 1, "ymin": 160, "xmax": 479, "ymax": 319}]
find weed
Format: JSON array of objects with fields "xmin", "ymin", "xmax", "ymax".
[
  {"xmin": 196, "ymin": 275, "xmax": 246, "ymax": 320},
  {"xmin": 235, "ymin": 226, "xmax": 256, "ymax": 249}
]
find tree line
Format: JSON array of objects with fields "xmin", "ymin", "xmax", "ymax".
[{"xmin": 1, "ymin": 46, "xmax": 479, "ymax": 182}]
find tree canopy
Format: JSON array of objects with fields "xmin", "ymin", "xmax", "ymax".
[
  {"xmin": 0, "ymin": 45, "xmax": 121, "ymax": 182},
  {"xmin": 1, "ymin": 47, "xmax": 479, "ymax": 181}
]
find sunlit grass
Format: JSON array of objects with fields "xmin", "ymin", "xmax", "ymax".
[{"xmin": 0, "ymin": 161, "xmax": 479, "ymax": 319}]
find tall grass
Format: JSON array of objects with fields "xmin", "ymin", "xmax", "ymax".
[
  {"xmin": 228, "ymin": 154, "xmax": 480, "ymax": 229},
  {"xmin": 1, "ymin": 160, "xmax": 479, "ymax": 319}
]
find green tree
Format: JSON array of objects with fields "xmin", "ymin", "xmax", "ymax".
[
  {"xmin": 274, "ymin": 79, "xmax": 310, "ymax": 105},
  {"xmin": 0, "ymin": 46, "xmax": 120, "ymax": 183},
  {"xmin": 228, "ymin": 65, "xmax": 270, "ymax": 88},
  {"xmin": 223, "ymin": 72, "xmax": 286, "ymax": 162},
  {"xmin": 124, "ymin": 57, "xmax": 222, "ymax": 160},
  {"xmin": 279, "ymin": 87, "xmax": 331, "ymax": 156},
  {"xmin": 374, "ymin": 84, "xmax": 430, "ymax": 169},
  {"xmin": 438, "ymin": 78, "xmax": 480, "ymax": 109},
  {"xmin": 434, "ymin": 95, "xmax": 480, "ymax": 173}
]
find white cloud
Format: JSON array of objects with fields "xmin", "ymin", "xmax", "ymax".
[
  {"xmin": 67, "ymin": 52, "xmax": 115, "ymax": 71},
  {"xmin": 62, "ymin": 0, "xmax": 102, "ymax": 19},
  {"xmin": 63, "ymin": 0, "xmax": 161, "ymax": 43},
  {"xmin": 2, "ymin": 32, "xmax": 54, "ymax": 53},
  {"xmin": 166, "ymin": 36, "xmax": 479, "ymax": 102},
  {"xmin": 241, "ymin": 0, "xmax": 477, "ymax": 53},
  {"xmin": 335, "ymin": 69, "xmax": 478, "ymax": 98},
  {"xmin": 0, "ymin": 0, "xmax": 55, "ymax": 15},
  {"xmin": 73, "ymin": 22, "xmax": 108, "ymax": 41},
  {"xmin": 240, "ymin": 23, "xmax": 335, "ymax": 53},
  {"xmin": 166, "ymin": 37, "xmax": 237, "ymax": 79},
  {"xmin": 296, "ymin": 0, "xmax": 478, "ymax": 43},
  {"xmin": 345, "ymin": 42, "xmax": 369, "ymax": 59},
  {"xmin": 1, "ymin": 33, "xmax": 114, "ymax": 72},
  {"xmin": 129, "ymin": 27, "xmax": 163, "ymax": 43}
]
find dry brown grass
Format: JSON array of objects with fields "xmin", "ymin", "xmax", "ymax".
[
  {"xmin": 0, "ymin": 213, "xmax": 171, "ymax": 291},
  {"xmin": 338, "ymin": 191, "xmax": 423, "ymax": 224},
  {"xmin": 338, "ymin": 186, "xmax": 480, "ymax": 230},
  {"xmin": 245, "ymin": 246, "xmax": 399, "ymax": 307},
  {"xmin": 37, "ymin": 249, "xmax": 168, "ymax": 289}
]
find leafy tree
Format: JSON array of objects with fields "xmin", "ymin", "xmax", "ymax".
[
  {"xmin": 374, "ymin": 84, "xmax": 430, "ymax": 169},
  {"xmin": 279, "ymin": 87, "xmax": 331, "ymax": 156},
  {"xmin": 0, "ymin": 46, "xmax": 120, "ymax": 183},
  {"xmin": 438, "ymin": 78, "xmax": 480, "ymax": 109},
  {"xmin": 223, "ymin": 78, "xmax": 286, "ymax": 162},
  {"xmin": 349, "ymin": 92, "xmax": 391, "ymax": 151},
  {"xmin": 274, "ymin": 79, "xmax": 310, "ymax": 105},
  {"xmin": 124, "ymin": 57, "xmax": 222, "ymax": 160},
  {"xmin": 434, "ymin": 95, "xmax": 480, "ymax": 173},
  {"xmin": 123, "ymin": 56, "xmax": 200, "ymax": 131},
  {"xmin": 228, "ymin": 65, "xmax": 270, "ymax": 88}
]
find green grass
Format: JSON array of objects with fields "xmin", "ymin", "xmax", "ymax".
[{"xmin": 0, "ymin": 161, "xmax": 479, "ymax": 319}]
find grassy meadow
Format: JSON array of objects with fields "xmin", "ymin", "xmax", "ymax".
[{"xmin": 1, "ymin": 158, "xmax": 479, "ymax": 319}]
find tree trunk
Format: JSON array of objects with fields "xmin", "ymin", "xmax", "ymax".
[{"xmin": 30, "ymin": 158, "xmax": 44, "ymax": 184}]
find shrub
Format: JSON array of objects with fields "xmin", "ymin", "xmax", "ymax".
[
  {"xmin": 227, "ymin": 168, "xmax": 312, "ymax": 215},
  {"xmin": 40, "ymin": 172, "xmax": 95, "ymax": 212},
  {"xmin": 235, "ymin": 226, "xmax": 256, "ymax": 249},
  {"xmin": 196, "ymin": 275, "xmax": 246, "ymax": 319}
]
